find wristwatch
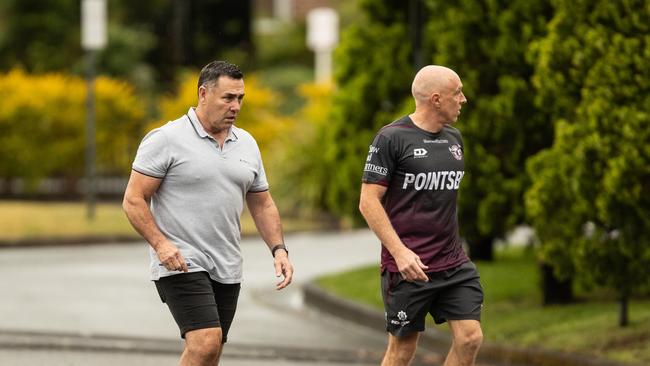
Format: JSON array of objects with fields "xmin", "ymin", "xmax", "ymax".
[{"xmin": 271, "ymin": 244, "xmax": 288, "ymax": 257}]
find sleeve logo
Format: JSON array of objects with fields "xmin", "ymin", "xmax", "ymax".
[
  {"xmin": 364, "ymin": 163, "xmax": 388, "ymax": 176},
  {"xmin": 367, "ymin": 145, "xmax": 380, "ymax": 162}
]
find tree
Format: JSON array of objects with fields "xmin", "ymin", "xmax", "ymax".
[
  {"xmin": 525, "ymin": 0, "xmax": 650, "ymax": 326},
  {"xmin": 0, "ymin": 0, "xmax": 252, "ymax": 91},
  {"xmin": 423, "ymin": 0, "xmax": 554, "ymax": 260},
  {"xmin": 0, "ymin": 0, "xmax": 81, "ymax": 73},
  {"xmin": 314, "ymin": 0, "xmax": 414, "ymax": 225},
  {"xmin": 292, "ymin": 0, "xmax": 557, "ymax": 251},
  {"xmin": 0, "ymin": 69, "xmax": 145, "ymax": 191}
]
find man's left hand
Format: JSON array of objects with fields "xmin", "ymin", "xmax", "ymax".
[{"xmin": 273, "ymin": 250, "xmax": 293, "ymax": 290}]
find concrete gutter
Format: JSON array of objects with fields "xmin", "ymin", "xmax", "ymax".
[
  {"xmin": 0, "ymin": 330, "xmax": 182, "ymax": 355},
  {"xmin": 0, "ymin": 329, "xmax": 387, "ymax": 363},
  {"xmin": 303, "ymin": 282, "xmax": 640, "ymax": 366}
]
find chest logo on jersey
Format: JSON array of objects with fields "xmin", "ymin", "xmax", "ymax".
[
  {"xmin": 403, "ymin": 171, "xmax": 465, "ymax": 191},
  {"xmin": 413, "ymin": 148, "xmax": 428, "ymax": 158},
  {"xmin": 449, "ymin": 144, "xmax": 463, "ymax": 160}
]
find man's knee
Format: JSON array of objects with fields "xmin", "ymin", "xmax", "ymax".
[
  {"xmin": 452, "ymin": 323, "xmax": 483, "ymax": 353},
  {"xmin": 384, "ymin": 333, "xmax": 419, "ymax": 365},
  {"xmin": 185, "ymin": 327, "xmax": 223, "ymax": 361}
]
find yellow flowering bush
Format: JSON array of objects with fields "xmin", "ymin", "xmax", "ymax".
[
  {"xmin": 0, "ymin": 69, "xmax": 145, "ymax": 184},
  {"xmin": 273, "ymin": 82, "xmax": 335, "ymax": 215}
]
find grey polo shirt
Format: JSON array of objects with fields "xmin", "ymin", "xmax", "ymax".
[{"xmin": 133, "ymin": 107, "xmax": 269, "ymax": 283}]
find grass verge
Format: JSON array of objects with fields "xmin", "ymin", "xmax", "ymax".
[
  {"xmin": 316, "ymin": 247, "xmax": 650, "ymax": 365},
  {"xmin": 0, "ymin": 200, "xmax": 324, "ymax": 244},
  {"xmin": 0, "ymin": 200, "xmax": 137, "ymax": 241}
]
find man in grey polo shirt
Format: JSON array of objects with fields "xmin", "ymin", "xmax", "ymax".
[{"xmin": 123, "ymin": 60, "xmax": 293, "ymax": 366}]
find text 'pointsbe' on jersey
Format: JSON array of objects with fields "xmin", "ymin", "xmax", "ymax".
[{"xmin": 402, "ymin": 171, "xmax": 464, "ymax": 190}]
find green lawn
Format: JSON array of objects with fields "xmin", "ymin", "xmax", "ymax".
[
  {"xmin": 316, "ymin": 248, "xmax": 650, "ymax": 365},
  {"xmin": 0, "ymin": 200, "xmax": 323, "ymax": 244},
  {"xmin": 0, "ymin": 200, "xmax": 137, "ymax": 241}
]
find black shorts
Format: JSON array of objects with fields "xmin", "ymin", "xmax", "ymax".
[
  {"xmin": 154, "ymin": 271, "xmax": 241, "ymax": 342},
  {"xmin": 381, "ymin": 261, "xmax": 483, "ymax": 337}
]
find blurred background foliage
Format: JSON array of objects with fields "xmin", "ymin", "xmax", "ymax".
[
  {"xmin": 0, "ymin": 0, "xmax": 648, "ymax": 327},
  {"xmin": 0, "ymin": 69, "xmax": 144, "ymax": 188},
  {"xmin": 524, "ymin": 0, "xmax": 650, "ymax": 320}
]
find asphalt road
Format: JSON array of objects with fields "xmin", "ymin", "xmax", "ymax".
[{"xmin": 0, "ymin": 230, "xmax": 446, "ymax": 365}]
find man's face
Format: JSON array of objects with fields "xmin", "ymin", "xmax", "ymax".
[
  {"xmin": 439, "ymin": 77, "xmax": 467, "ymax": 124},
  {"xmin": 198, "ymin": 76, "xmax": 245, "ymax": 134}
]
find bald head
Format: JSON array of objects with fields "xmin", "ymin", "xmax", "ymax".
[{"xmin": 411, "ymin": 65, "xmax": 460, "ymax": 105}]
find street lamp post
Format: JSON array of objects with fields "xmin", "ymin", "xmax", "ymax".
[
  {"xmin": 307, "ymin": 8, "xmax": 339, "ymax": 84},
  {"xmin": 409, "ymin": 0, "xmax": 425, "ymax": 71},
  {"xmin": 81, "ymin": 0, "xmax": 107, "ymax": 220}
]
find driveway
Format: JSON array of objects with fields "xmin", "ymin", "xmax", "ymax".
[{"xmin": 0, "ymin": 230, "xmax": 429, "ymax": 365}]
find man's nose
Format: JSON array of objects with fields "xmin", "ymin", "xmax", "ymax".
[{"xmin": 230, "ymin": 100, "xmax": 241, "ymax": 111}]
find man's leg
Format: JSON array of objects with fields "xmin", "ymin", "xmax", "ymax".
[
  {"xmin": 443, "ymin": 319, "xmax": 482, "ymax": 366},
  {"xmin": 381, "ymin": 332, "xmax": 420, "ymax": 366},
  {"xmin": 155, "ymin": 273, "xmax": 233, "ymax": 365},
  {"xmin": 180, "ymin": 327, "xmax": 223, "ymax": 366}
]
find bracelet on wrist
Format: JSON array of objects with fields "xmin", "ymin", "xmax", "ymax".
[{"xmin": 271, "ymin": 244, "xmax": 288, "ymax": 257}]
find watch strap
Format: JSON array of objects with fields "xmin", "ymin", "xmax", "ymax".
[{"xmin": 271, "ymin": 244, "xmax": 288, "ymax": 257}]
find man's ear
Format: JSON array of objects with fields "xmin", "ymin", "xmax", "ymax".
[
  {"xmin": 429, "ymin": 92, "xmax": 441, "ymax": 107},
  {"xmin": 198, "ymin": 86, "xmax": 207, "ymax": 104}
]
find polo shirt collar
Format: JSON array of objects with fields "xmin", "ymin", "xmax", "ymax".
[{"xmin": 187, "ymin": 107, "xmax": 238, "ymax": 142}]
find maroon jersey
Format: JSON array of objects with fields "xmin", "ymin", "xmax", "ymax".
[{"xmin": 362, "ymin": 116, "xmax": 468, "ymax": 272}]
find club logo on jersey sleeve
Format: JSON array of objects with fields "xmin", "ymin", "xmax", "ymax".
[{"xmin": 449, "ymin": 144, "xmax": 463, "ymax": 160}]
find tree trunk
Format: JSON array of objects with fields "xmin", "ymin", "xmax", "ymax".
[
  {"xmin": 619, "ymin": 294, "xmax": 629, "ymax": 327},
  {"xmin": 468, "ymin": 236, "xmax": 494, "ymax": 261},
  {"xmin": 540, "ymin": 263, "xmax": 573, "ymax": 305}
]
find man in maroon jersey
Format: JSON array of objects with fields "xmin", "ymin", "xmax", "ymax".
[{"xmin": 360, "ymin": 65, "xmax": 483, "ymax": 366}]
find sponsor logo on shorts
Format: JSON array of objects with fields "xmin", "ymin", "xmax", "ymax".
[{"xmin": 390, "ymin": 310, "xmax": 411, "ymax": 326}]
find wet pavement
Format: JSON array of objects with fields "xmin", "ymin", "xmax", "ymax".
[{"xmin": 0, "ymin": 230, "xmax": 446, "ymax": 365}]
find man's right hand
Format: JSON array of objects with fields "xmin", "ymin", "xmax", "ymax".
[
  {"xmin": 156, "ymin": 241, "xmax": 188, "ymax": 272},
  {"xmin": 395, "ymin": 247, "xmax": 429, "ymax": 282}
]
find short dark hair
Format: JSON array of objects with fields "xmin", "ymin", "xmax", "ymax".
[{"xmin": 197, "ymin": 61, "xmax": 243, "ymax": 90}]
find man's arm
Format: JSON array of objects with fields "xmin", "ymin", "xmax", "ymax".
[
  {"xmin": 246, "ymin": 190, "xmax": 293, "ymax": 290},
  {"xmin": 359, "ymin": 183, "xmax": 428, "ymax": 282},
  {"xmin": 122, "ymin": 170, "xmax": 188, "ymax": 273}
]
